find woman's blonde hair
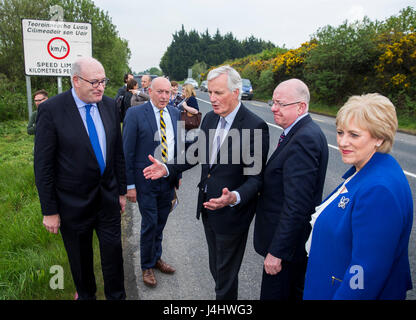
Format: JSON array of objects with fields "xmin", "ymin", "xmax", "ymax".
[
  {"xmin": 182, "ymin": 83, "xmax": 196, "ymax": 98},
  {"xmin": 336, "ymin": 93, "xmax": 398, "ymax": 153}
]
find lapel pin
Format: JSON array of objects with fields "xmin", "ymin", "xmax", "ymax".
[{"xmin": 338, "ymin": 196, "xmax": 350, "ymax": 209}]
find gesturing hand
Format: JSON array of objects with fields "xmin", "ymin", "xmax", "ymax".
[
  {"xmin": 203, "ymin": 188, "xmax": 237, "ymax": 211},
  {"xmin": 119, "ymin": 195, "xmax": 126, "ymax": 214},
  {"xmin": 143, "ymin": 155, "xmax": 167, "ymax": 180},
  {"xmin": 264, "ymin": 253, "xmax": 282, "ymax": 275}
]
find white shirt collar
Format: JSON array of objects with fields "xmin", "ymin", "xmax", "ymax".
[{"xmin": 71, "ymin": 88, "xmax": 97, "ymax": 110}]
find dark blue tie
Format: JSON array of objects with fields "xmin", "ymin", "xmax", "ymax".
[
  {"xmin": 278, "ymin": 132, "xmax": 286, "ymax": 148},
  {"xmin": 85, "ymin": 104, "xmax": 105, "ymax": 175}
]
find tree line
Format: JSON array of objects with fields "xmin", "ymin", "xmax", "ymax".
[
  {"xmin": 0, "ymin": 0, "xmax": 130, "ymax": 121},
  {"xmin": 213, "ymin": 6, "xmax": 416, "ymax": 123},
  {"xmin": 160, "ymin": 25, "xmax": 275, "ymax": 80}
]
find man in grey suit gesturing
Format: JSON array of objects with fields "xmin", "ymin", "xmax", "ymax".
[
  {"xmin": 254, "ymin": 79, "xmax": 328, "ymax": 300},
  {"xmin": 143, "ymin": 66, "xmax": 269, "ymax": 300}
]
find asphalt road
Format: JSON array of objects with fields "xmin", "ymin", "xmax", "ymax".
[{"xmin": 122, "ymin": 91, "xmax": 416, "ymax": 300}]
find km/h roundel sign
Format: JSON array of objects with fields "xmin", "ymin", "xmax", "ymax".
[
  {"xmin": 22, "ymin": 19, "xmax": 92, "ymax": 76},
  {"xmin": 47, "ymin": 37, "xmax": 70, "ymax": 59}
]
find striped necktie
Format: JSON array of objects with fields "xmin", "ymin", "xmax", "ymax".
[
  {"xmin": 160, "ymin": 109, "xmax": 168, "ymax": 163},
  {"xmin": 85, "ymin": 104, "xmax": 105, "ymax": 175}
]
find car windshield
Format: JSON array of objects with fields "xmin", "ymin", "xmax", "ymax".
[{"xmin": 242, "ymin": 79, "xmax": 251, "ymax": 86}]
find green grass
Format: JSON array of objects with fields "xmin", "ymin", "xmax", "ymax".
[
  {"xmin": 253, "ymin": 96, "xmax": 416, "ymax": 134},
  {"xmin": 0, "ymin": 121, "xmax": 103, "ymax": 300},
  {"xmin": 309, "ymin": 102, "xmax": 416, "ymax": 134}
]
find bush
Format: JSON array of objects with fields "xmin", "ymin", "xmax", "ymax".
[{"xmin": 0, "ymin": 74, "xmax": 27, "ymax": 121}]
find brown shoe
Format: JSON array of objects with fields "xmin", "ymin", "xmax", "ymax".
[
  {"xmin": 155, "ymin": 259, "xmax": 176, "ymax": 274},
  {"xmin": 142, "ymin": 268, "xmax": 157, "ymax": 287}
]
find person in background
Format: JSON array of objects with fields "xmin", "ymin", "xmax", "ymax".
[
  {"xmin": 119, "ymin": 78, "xmax": 137, "ymax": 121},
  {"xmin": 27, "ymin": 89, "xmax": 48, "ymax": 135},
  {"xmin": 123, "ymin": 77, "xmax": 181, "ymax": 288},
  {"xmin": 131, "ymin": 75, "xmax": 151, "ymax": 106},
  {"xmin": 34, "ymin": 57, "xmax": 127, "ymax": 300},
  {"xmin": 303, "ymin": 93, "xmax": 413, "ymax": 300},
  {"xmin": 179, "ymin": 83, "xmax": 199, "ymax": 115},
  {"xmin": 115, "ymin": 73, "xmax": 133, "ymax": 101},
  {"xmin": 168, "ymin": 81, "xmax": 182, "ymax": 108},
  {"xmin": 253, "ymin": 79, "xmax": 328, "ymax": 300}
]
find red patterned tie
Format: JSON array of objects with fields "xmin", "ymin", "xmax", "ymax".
[{"xmin": 277, "ymin": 132, "xmax": 286, "ymax": 148}]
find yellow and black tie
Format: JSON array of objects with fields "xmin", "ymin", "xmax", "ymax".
[{"xmin": 160, "ymin": 109, "xmax": 168, "ymax": 163}]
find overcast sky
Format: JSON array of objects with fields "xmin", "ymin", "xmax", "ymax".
[{"xmin": 92, "ymin": 0, "xmax": 414, "ymax": 74}]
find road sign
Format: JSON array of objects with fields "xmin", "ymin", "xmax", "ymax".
[{"xmin": 22, "ymin": 19, "xmax": 92, "ymax": 77}]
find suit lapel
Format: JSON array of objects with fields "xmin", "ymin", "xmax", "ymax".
[
  {"xmin": 200, "ymin": 112, "xmax": 218, "ymax": 171},
  {"xmin": 209, "ymin": 104, "xmax": 246, "ymax": 170},
  {"xmin": 167, "ymin": 105, "xmax": 178, "ymax": 144},
  {"xmin": 63, "ymin": 91, "xmax": 97, "ymax": 160},
  {"xmin": 97, "ymin": 100, "xmax": 111, "ymax": 165},
  {"xmin": 143, "ymin": 102, "xmax": 159, "ymax": 138}
]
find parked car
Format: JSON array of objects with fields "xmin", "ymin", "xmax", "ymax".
[
  {"xmin": 134, "ymin": 74, "xmax": 159, "ymax": 88},
  {"xmin": 184, "ymin": 78, "xmax": 198, "ymax": 89},
  {"xmin": 200, "ymin": 80, "xmax": 208, "ymax": 92},
  {"xmin": 241, "ymin": 78, "xmax": 253, "ymax": 100}
]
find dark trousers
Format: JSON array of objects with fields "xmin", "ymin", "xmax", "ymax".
[
  {"xmin": 137, "ymin": 180, "xmax": 174, "ymax": 270},
  {"xmin": 202, "ymin": 211, "xmax": 249, "ymax": 300},
  {"xmin": 260, "ymin": 258, "xmax": 307, "ymax": 300},
  {"xmin": 60, "ymin": 206, "xmax": 125, "ymax": 300}
]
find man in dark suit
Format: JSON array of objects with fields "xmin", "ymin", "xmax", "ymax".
[
  {"xmin": 34, "ymin": 57, "xmax": 127, "ymax": 300},
  {"xmin": 122, "ymin": 77, "xmax": 181, "ymax": 287},
  {"xmin": 253, "ymin": 79, "xmax": 329, "ymax": 300},
  {"xmin": 143, "ymin": 66, "xmax": 269, "ymax": 299}
]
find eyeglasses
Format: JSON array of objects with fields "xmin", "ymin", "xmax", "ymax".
[
  {"xmin": 77, "ymin": 75, "xmax": 109, "ymax": 88},
  {"xmin": 271, "ymin": 100, "xmax": 302, "ymax": 108},
  {"xmin": 34, "ymin": 97, "xmax": 47, "ymax": 102}
]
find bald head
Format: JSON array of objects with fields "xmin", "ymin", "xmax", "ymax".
[
  {"xmin": 71, "ymin": 57, "xmax": 104, "ymax": 79},
  {"xmin": 271, "ymin": 78, "xmax": 310, "ymax": 129},
  {"xmin": 141, "ymin": 75, "xmax": 152, "ymax": 88},
  {"xmin": 149, "ymin": 77, "xmax": 171, "ymax": 109}
]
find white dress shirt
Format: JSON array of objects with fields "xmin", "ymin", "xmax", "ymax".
[{"xmin": 71, "ymin": 88, "xmax": 106, "ymax": 163}]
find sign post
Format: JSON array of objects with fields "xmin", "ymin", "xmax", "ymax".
[
  {"xmin": 22, "ymin": 19, "xmax": 92, "ymax": 77},
  {"xmin": 22, "ymin": 18, "xmax": 92, "ymax": 115},
  {"xmin": 25, "ymin": 76, "xmax": 32, "ymax": 119}
]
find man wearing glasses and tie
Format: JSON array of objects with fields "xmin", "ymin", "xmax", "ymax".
[
  {"xmin": 122, "ymin": 77, "xmax": 181, "ymax": 288},
  {"xmin": 253, "ymin": 79, "xmax": 328, "ymax": 300},
  {"xmin": 143, "ymin": 66, "xmax": 270, "ymax": 300},
  {"xmin": 34, "ymin": 56, "xmax": 127, "ymax": 300}
]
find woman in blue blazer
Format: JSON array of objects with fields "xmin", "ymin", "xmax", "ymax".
[{"xmin": 303, "ymin": 93, "xmax": 413, "ymax": 300}]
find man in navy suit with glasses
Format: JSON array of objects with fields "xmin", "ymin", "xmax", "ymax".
[{"xmin": 34, "ymin": 56, "xmax": 126, "ymax": 300}]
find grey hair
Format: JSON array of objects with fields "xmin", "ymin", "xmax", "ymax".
[
  {"xmin": 207, "ymin": 65, "xmax": 242, "ymax": 100},
  {"xmin": 70, "ymin": 56, "xmax": 104, "ymax": 87},
  {"xmin": 150, "ymin": 76, "xmax": 170, "ymax": 89}
]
